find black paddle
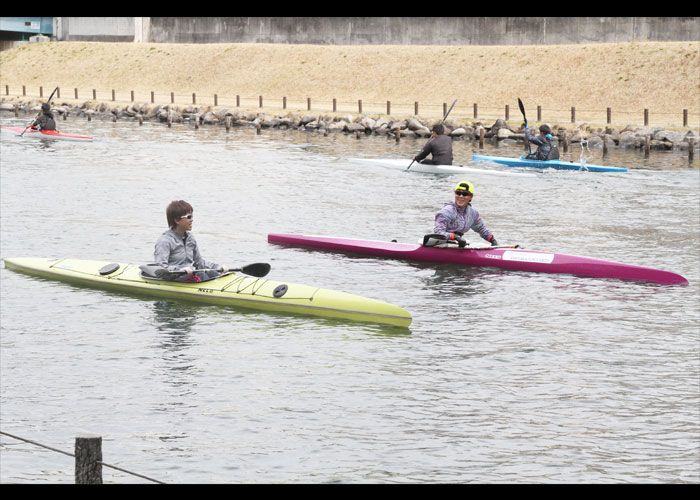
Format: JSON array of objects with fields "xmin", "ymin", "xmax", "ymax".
[
  {"xmin": 517, "ymin": 97, "xmax": 532, "ymax": 155},
  {"xmin": 407, "ymin": 98, "xmax": 458, "ymax": 170},
  {"xmin": 153, "ymin": 262, "xmax": 271, "ymax": 279},
  {"xmin": 20, "ymin": 86, "xmax": 58, "ymax": 137},
  {"xmin": 422, "ymin": 233, "xmax": 521, "ymax": 249}
]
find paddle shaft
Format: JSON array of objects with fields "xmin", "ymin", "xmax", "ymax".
[
  {"xmin": 517, "ymin": 97, "xmax": 532, "ymax": 155},
  {"xmin": 167, "ymin": 262, "xmax": 270, "ymax": 278},
  {"xmin": 21, "ymin": 86, "xmax": 58, "ymax": 137},
  {"xmin": 408, "ymin": 98, "xmax": 457, "ymax": 170},
  {"xmin": 437, "ymin": 240, "xmax": 521, "ymax": 250}
]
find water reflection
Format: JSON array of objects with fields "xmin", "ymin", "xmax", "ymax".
[
  {"xmin": 415, "ymin": 263, "xmax": 496, "ymax": 298},
  {"xmin": 151, "ymin": 300, "xmax": 199, "ymax": 341}
]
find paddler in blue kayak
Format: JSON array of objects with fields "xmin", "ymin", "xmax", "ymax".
[
  {"xmin": 30, "ymin": 103, "xmax": 57, "ymax": 131},
  {"xmin": 154, "ymin": 200, "xmax": 229, "ymax": 282},
  {"xmin": 432, "ymin": 181, "xmax": 498, "ymax": 247},
  {"xmin": 524, "ymin": 123, "xmax": 559, "ymax": 161},
  {"xmin": 413, "ymin": 123, "xmax": 453, "ymax": 165}
]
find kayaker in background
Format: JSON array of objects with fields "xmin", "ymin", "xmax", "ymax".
[
  {"xmin": 525, "ymin": 123, "xmax": 559, "ymax": 161},
  {"xmin": 31, "ymin": 103, "xmax": 57, "ymax": 131},
  {"xmin": 154, "ymin": 200, "xmax": 229, "ymax": 282},
  {"xmin": 413, "ymin": 123, "xmax": 453, "ymax": 165},
  {"xmin": 433, "ymin": 181, "xmax": 498, "ymax": 247}
]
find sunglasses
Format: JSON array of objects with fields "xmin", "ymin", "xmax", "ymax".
[
  {"xmin": 178, "ymin": 214, "xmax": 193, "ymax": 220},
  {"xmin": 454, "ymin": 191, "xmax": 472, "ymax": 197}
]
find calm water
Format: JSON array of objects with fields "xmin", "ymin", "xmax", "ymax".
[{"xmin": 1, "ymin": 116, "xmax": 699, "ymax": 483}]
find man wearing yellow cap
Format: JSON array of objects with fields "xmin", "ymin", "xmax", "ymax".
[{"xmin": 433, "ymin": 181, "xmax": 498, "ymax": 247}]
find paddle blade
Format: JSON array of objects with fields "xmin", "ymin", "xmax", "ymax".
[
  {"xmin": 239, "ymin": 262, "xmax": 271, "ymax": 277},
  {"xmin": 517, "ymin": 97, "xmax": 527, "ymax": 123}
]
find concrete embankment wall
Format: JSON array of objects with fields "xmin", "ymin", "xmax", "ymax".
[{"xmin": 55, "ymin": 17, "xmax": 699, "ymax": 45}]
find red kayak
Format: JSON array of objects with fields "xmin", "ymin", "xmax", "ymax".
[
  {"xmin": 1, "ymin": 126, "xmax": 93, "ymax": 141},
  {"xmin": 268, "ymin": 233, "xmax": 688, "ymax": 286}
]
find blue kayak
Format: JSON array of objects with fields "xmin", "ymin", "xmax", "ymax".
[{"xmin": 472, "ymin": 154, "xmax": 627, "ymax": 173}]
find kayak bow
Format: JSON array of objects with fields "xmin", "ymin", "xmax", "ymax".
[
  {"xmin": 472, "ymin": 154, "xmax": 627, "ymax": 173},
  {"xmin": 3, "ymin": 257, "xmax": 412, "ymax": 327},
  {"xmin": 268, "ymin": 233, "xmax": 688, "ymax": 286}
]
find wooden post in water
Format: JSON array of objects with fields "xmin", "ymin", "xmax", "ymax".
[
  {"xmin": 645, "ymin": 135, "xmax": 650, "ymax": 157},
  {"xmin": 75, "ymin": 434, "xmax": 102, "ymax": 484},
  {"xmin": 688, "ymin": 138, "xmax": 694, "ymax": 162},
  {"xmin": 479, "ymin": 127, "xmax": 485, "ymax": 149},
  {"xmin": 563, "ymin": 133, "xmax": 569, "ymax": 153}
]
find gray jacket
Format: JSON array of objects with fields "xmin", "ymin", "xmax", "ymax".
[{"xmin": 154, "ymin": 229, "xmax": 218, "ymax": 272}]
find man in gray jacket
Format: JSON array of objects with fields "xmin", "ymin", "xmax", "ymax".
[{"xmin": 413, "ymin": 124, "xmax": 453, "ymax": 165}]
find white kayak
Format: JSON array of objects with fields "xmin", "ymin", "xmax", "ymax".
[
  {"xmin": 1, "ymin": 126, "xmax": 94, "ymax": 142},
  {"xmin": 348, "ymin": 158, "xmax": 537, "ymax": 177}
]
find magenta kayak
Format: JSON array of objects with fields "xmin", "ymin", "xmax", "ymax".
[
  {"xmin": 268, "ymin": 233, "xmax": 688, "ymax": 286},
  {"xmin": 1, "ymin": 126, "xmax": 93, "ymax": 141}
]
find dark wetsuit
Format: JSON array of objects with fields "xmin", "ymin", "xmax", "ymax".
[
  {"xmin": 32, "ymin": 112, "xmax": 57, "ymax": 131},
  {"xmin": 415, "ymin": 134, "xmax": 453, "ymax": 165},
  {"xmin": 525, "ymin": 128, "xmax": 559, "ymax": 160}
]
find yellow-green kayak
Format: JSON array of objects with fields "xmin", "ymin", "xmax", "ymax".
[{"xmin": 3, "ymin": 257, "xmax": 412, "ymax": 327}]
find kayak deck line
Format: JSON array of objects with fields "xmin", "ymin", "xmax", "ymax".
[
  {"xmin": 4, "ymin": 257, "xmax": 412, "ymax": 327},
  {"xmin": 472, "ymin": 154, "xmax": 627, "ymax": 173},
  {"xmin": 268, "ymin": 233, "xmax": 688, "ymax": 286}
]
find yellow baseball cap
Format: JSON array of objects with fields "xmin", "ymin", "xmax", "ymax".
[{"xmin": 454, "ymin": 181, "xmax": 474, "ymax": 194}]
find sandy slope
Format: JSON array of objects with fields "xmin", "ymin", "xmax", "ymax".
[{"xmin": 1, "ymin": 40, "xmax": 698, "ymax": 126}]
